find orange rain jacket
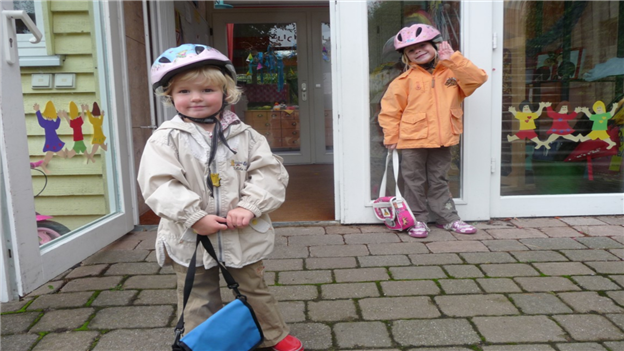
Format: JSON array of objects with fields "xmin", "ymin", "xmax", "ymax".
[{"xmin": 378, "ymin": 51, "xmax": 488, "ymax": 149}]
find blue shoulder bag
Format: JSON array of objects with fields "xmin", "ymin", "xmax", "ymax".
[{"xmin": 172, "ymin": 235, "xmax": 264, "ymax": 351}]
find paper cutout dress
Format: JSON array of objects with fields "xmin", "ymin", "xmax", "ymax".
[
  {"xmin": 86, "ymin": 102, "xmax": 108, "ymax": 162},
  {"xmin": 543, "ymin": 101, "xmax": 582, "ymax": 146},
  {"xmin": 34, "ymin": 101, "xmax": 67, "ymax": 173}
]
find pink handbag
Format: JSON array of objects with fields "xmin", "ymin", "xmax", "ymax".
[{"xmin": 373, "ymin": 150, "xmax": 416, "ymax": 231}]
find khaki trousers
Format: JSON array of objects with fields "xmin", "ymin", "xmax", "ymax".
[
  {"xmin": 172, "ymin": 260, "xmax": 289, "ymax": 348},
  {"xmin": 401, "ymin": 147, "xmax": 460, "ymax": 224}
]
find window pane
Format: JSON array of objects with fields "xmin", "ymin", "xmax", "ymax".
[
  {"xmin": 13, "ymin": 0, "xmax": 36, "ymax": 34},
  {"xmin": 502, "ymin": 1, "xmax": 624, "ymax": 195}
]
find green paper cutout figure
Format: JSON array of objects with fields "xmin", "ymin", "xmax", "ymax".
[
  {"xmin": 34, "ymin": 101, "xmax": 67, "ymax": 174},
  {"xmin": 507, "ymin": 100, "xmax": 549, "ymax": 149},
  {"xmin": 578, "ymin": 100, "xmax": 619, "ymax": 150}
]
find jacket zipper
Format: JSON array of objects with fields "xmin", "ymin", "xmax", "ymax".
[{"xmin": 432, "ymin": 74, "xmax": 443, "ymax": 145}]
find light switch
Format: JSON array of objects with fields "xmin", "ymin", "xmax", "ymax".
[
  {"xmin": 31, "ymin": 74, "xmax": 52, "ymax": 89},
  {"xmin": 54, "ymin": 73, "xmax": 76, "ymax": 89}
]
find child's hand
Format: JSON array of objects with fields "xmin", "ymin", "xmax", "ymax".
[
  {"xmin": 384, "ymin": 143, "xmax": 397, "ymax": 150},
  {"xmin": 192, "ymin": 215, "xmax": 228, "ymax": 235},
  {"xmin": 33, "ymin": 103, "xmax": 40, "ymax": 111},
  {"xmin": 226, "ymin": 207, "xmax": 255, "ymax": 230},
  {"xmin": 438, "ymin": 41, "xmax": 454, "ymax": 61}
]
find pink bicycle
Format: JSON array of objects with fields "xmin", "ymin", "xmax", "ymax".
[{"xmin": 30, "ymin": 160, "xmax": 70, "ymax": 244}]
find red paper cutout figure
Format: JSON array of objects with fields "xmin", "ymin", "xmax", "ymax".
[
  {"xmin": 543, "ymin": 101, "xmax": 582, "ymax": 147},
  {"xmin": 59, "ymin": 101, "xmax": 94, "ymax": 163}
]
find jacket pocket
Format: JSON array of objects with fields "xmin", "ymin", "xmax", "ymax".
[
  {"xmin": 450, "ymin": 108, "xmax": 464, "ymax": 135},
  {"xmin": 400, "ymin": 112, "xmax": 428, "ymax": 140}
]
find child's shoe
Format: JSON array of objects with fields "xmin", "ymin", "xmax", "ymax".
[
  {"xmin": 407, "ymin": 221, "xmax": 429, "ymax": 238},
  {"xmin": 437, "ymin": 220, "xmax": 476, "ymax": 234},
  {"xmin": 272, "ymin": 335, "xmax": 304, "ymax": 351}
]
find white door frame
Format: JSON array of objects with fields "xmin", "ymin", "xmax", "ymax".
[
  {"xmin": 0, "ymin": 1, "xmax": 134, "ymax": 301},
  {"xmin": 334, "ymin": 1, "xmax": 493, "ymax": 224}
]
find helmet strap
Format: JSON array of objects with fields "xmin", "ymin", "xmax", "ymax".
[{"xmin": 176, "ymin": 95, "xmax": 228, "ymax": 124}]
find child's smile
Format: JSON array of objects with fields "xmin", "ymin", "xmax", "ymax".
[
  {"xmin": 405, "ymin": 42, "xmax": 436, "ymax": 65},
  {"xmin": 171, "ymin": 79, "xmax": 223, "ymax": 119}
]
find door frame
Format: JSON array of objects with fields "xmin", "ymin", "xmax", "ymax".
[{"xmin": 0, "ymin": 1, "xmax": 134, "ymax": 301}]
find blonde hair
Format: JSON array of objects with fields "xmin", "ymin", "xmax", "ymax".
[
  {"xmin": 400, "ymin": 43, "xmax": 438, "ymax": 72},
  {"xmin": 156, "ymin": 66, "xmax": 242, "ymax": 107},
  {"xmin": 592, "ymin": 100, "xmax": 605, "ymax": 112}
]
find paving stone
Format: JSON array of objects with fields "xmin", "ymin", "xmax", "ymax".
[
  {"xmin": 438, "ymin": 279, "xmax": 482, "ymax": 294},
  {"xmin": 288, "ymin": 234, "xmax": 344, "ymax": 246},
  {"xmin": 0, "ymin": 334, "xmax": 40, "ymax": 351},
  {"xmin": 28, "ymin": 292, "xmax": 93, "ymax": 310},
  {"xmin": 571, "ymin": 275, "xmax": 621, "ymax": 291},
  {"xmin": 335, "ymin": 268, "xmax": 389, "ymax": 282},
  {"xmin": 408, "ymin": 253, "xmax": 462, "ymax": 265},
  {"xmin": 404, "ymin": 228, "xmax": 455, "ymax": 242},
  {"xmin": 326, "ymin": 225, "xmax": 361, "ymax": 234},
  {"xmin": 275, "ymin": 226, "xmax": 326, "ymax": 236},
  {"xmin": 358, "ymin": 255, "xmax": 411, "ymax": 267},
  {"xmin": 604, "ymin": 341, "xmax": 624, "ymax": 351},
  {"xmin": 275, "ymin": 235, "xmax": 287, "ymax": 246},
  {"xmin": 33, "ymin": 331, "xmax": 99, "ymax": 351},
  {"xmin": 30, "ymin": 308, "xmax": 94, "ymax": 333},
  {"xmin": 65, "ymin": 264, "xmax": 108, "ymax": 279},
  {"xmin": 509, "ymin": 293, "xmax": 573, "ymax": 314},
  {"xmin": 123, "ymin": 275, "xmax": 176, "ymax": 289},
  {"xmin": 344, "ymin": 233, "xmax": 401, "ymax": 244},
  {"xmin": 145, "ymin": 251, "xmax": 158, "ymax": 262},
  {"xmin": 358, "ymin": 224, "xmax": 395, "ymax": 233},
  {"xmin": 555, "ymin": 343, "xmax": 608, "ymax": 351},
  {"xmin": 451, "ymin": 231, "xmax": 494, "ymax": 241},
  {"xmin": 368, "ymin": 242, "xmax": 428, "ymax": 255},
  {"xmin": 360, "ymin": 296, "xmax": 440, "ymax": 320},
  {"xmin": 510, "ymin": 250, "xmax": 568, "ymax": 262},
  {"xmin": 475, "ymin": 220, "xmax": 516, "ymax": 229},
  {"xmin": 435, "ymin": 294, "xmax": 518, "ymax": 316},
  {"xmin": 482, "ymin": 346, "xmax": 556, "ymax": 351},
  {"xmin": 392, "ymin": 319, "xmax": 480, "ymax": 346},
  {"xmin": 520, "ymin": 238, "xmax": 587, "ymax": 250},
  {"xmin": 574, "ymin": 225, "xmax": 624, "ymax": 237},
  {"xmin": 83, "ymin": 250, "xmax": 150, "ymax": 264},
  {"xmin": 486, "ymin": 228, "xmax": 548, "ymax": 239},
  {"xmin": 553, "ymin": 314, "xmax": 624, "ymax": 341},
  {"xmin": 309, "ymin": 244, "xmax": 368, "ymax": 257},
  {"xmin": 264, "ymin": 258, "xmax": 303, "ymax": 271},
  {"xmin": 443, "ymin": 265, "xmax": 484, "ymax": 278},
  {"xmin": 268, "ymin": 245, "xmax": 309, "ymax": 259},
  {"xmin": 586, "ymin": 261, "xmax": 624, "ymax": 274},
  {"xmin": 308, "ymin": 300, "xmax": 358, "ymax": 321},
  {"xmin": 0, "ymin": 299, "xmax": 30, "ymax": 313},
  {"xmin": 610, "ymin": 248, "xmax": 624, "ymax": 259},
  {"xmin": 476, "ymin": 278, "xmax": 522, "ymax": 293},
  {"xmin": 61, "ymin": 276, "xmax": 124, "ymax": 292},
  {"xmin": 270, "ymin": 285, "xmax": 319, "ymax": 301},
  {"xmin": 389, "ymin": 266, "xmax": 447, "ymax": 280},
  {"xmin": 27, "ymin": 281, "xmax": 64, "ymax": 296},
  {"xmin": 90, "ymin": 290, "xmax": 137, "ymax": 307},
  {"xmin": 288, "ymin": 322, "xmax": 332, "ymax": 350},
  {"xmin": 539, "ymin": 226, "xmax": 584, "ymax": 238},
  {"xmin": 607, "ymin": 291, "xmax": 624, "ymax": 306},
  {"xmin": 104, "ymin": 262, "xmax": 160, "ymax": 275},
  {"xmin": 427, "ymin": 241, "xmax": 489, "ymax": 253},
  {"xmin": 134, "ymin": 289, "xmax": 177, "ymax": 305},
  {"xmin": 321, "ymin": 283, "xmax": 379, "ymax": 299},
  {"xmin": 89, "ymin": 306, "xmax": 173, "ymax": 329},
  {"xmin": 533, "ymin": 262, "xmax": 595, "ymax": 276},
  {"xmin": 611, "ymin": 275, "xmax": 624, "ymax": 288},
  {"xmin": 279, "ymin": 270, "xmax": 332, "ymax": 285},
  {"xmin": 511, "ymin": 218, "xmax": 568, "ymax": 228},
  {"xmin": 279, "ymin": 301, "xmax": 305, "ymax": 323},
  {"xmin": 334, "ymin": 321, "xmax": 392, "ymax": 348},
  {"xmin": 473, "ymin": 316, "xmax": 567, "ymax": 343},
  {"xmin": 460, "ymin": 252, "xmax": 517, "ymax": 264},
  {"xmin": 1, "ymin": 312, "xmax": 41, "ymax": 334},
  {"xmin": 558, "ymin": 292, "xmax": 624, "ymax": 313},
  {"xmin": 305, "ymin": 257, "xmax": 356, "ymax": 269},
  {"xmin": 561, "ymin": 217, "xmax": 608, "ymax": 226},
  {"xmin": 481, "ymin": 239, "xmax": 530, "ymax": 251},
  {"xmin": 514, "ymin": 277, "xmax": 581, "ymax": 292},
  {"xmin": 92, "ymin": 328, "xmax": 171, "ymax": 351},
  {"xmin": 481, "ymin": 263, "xmax": 540, "ymax": 277},
  {"xmin": 560, "ymin": 249, "xmax": 621, "ymax": 262},
  {"xmin": 597, "ymin": 216, "xmax": 624, "ymax": 225},
  {"xmin": 575, "ymin": 237, "xmax": 624, "ymax": 249},
  {"xmin": 380, "ymin": 280, "xmax": 440, "ymax": 296},
  {"xmin": 606, "ymin": 314, "xmax": 624, "ymax": 331}
]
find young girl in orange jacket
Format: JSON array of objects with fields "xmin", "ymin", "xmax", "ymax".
[{"xmin": 378, "ymin": 24, "xmax": 488, "ymax": 238}]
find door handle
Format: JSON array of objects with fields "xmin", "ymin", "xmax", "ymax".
[
  {"xmin": 301, "ymin": 82, "xmax": 307, "ymax": 101},
  {"xmin": 3, "ymin": 10, "xmax": 42, "ymax": 64}
]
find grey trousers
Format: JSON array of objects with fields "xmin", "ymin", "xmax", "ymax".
[
  {"xmin": 400, "ymin": 147, "xmax": 460, "ymax": 225},
  {"xmin": 172, "ymin": 260, "xmax": 289, "ymax": 348}
]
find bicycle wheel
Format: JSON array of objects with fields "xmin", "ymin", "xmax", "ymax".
[{"xmin": 37, "ymin": 220, "xmax": 71, "ymax": 245}]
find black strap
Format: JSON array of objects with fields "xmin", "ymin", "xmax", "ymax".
[{"xmin": 174, "ymin": 235, "xmax": 245, "ymax": 338}]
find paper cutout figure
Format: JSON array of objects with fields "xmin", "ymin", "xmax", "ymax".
[
  {"xmin": 34, "ymin": 101, "xmax": 67, "ymax": 174},
  {"xmin": 565, "ymin": 126, "xmax": 619, "ymax": 180},
  {"xmin": 577, "ymin": 101, "xmax": 618, "ymax": 149},
  {"xmin": 59, "ymin": 101, "xmax": 94, "ymax": 163},
  {"xmin": 86, "ymin": 102, "xmax": 108, "ymax": 162},
  {"xmin": 543, "ymin": 101, "xmax": 582, "ymax": 146},
  {"xmin": 507, "ymin": 101, "xmax": 549, "ymax": 149}
]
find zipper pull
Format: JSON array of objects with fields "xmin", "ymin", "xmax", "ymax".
[{"xmin": 431, "ymin": 78, "xmax": 435, "ymax": 88}]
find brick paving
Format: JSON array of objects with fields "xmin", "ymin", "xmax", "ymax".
[{"xmin": 2, "ymin": 216, "xmax": 624, "ymax": 351}]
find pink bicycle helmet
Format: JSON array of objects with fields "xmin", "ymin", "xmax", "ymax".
[
  {"xmin": 151, "ymin": 44, "xmax": 236, "ymax": 90},
  {"xmin": 393, "ymin": 24, "xmax": 442, "ymax": 51}
]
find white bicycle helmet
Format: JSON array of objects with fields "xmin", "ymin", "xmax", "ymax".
[{"xmin": 394, "ymin": 24, "xmax": 442, "ymax": 51}]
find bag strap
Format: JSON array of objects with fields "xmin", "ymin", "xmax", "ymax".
[
  {"xmin": 378, "ymin": 149, "xmax": 403, "ymax": 200},
  {"xmin": 174, "ymin": 235, "xmax": 245, "ymax": 339}
]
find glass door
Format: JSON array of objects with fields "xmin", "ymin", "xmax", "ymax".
[
  {"xmin": 491, "ymin": 0, "xmax": 624, "ymax": 217},
  {"xmin": 1, "ymin": 0, "xmax": 134, "ymax": 300}
]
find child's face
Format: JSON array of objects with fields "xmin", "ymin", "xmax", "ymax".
[
  {"xmin": 170, "ymin": 78, "xmax": 224, "ymax": 119},
  {"xmin": 404, "ymin": 42, "xmax": 436, "ymax": 65}
]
